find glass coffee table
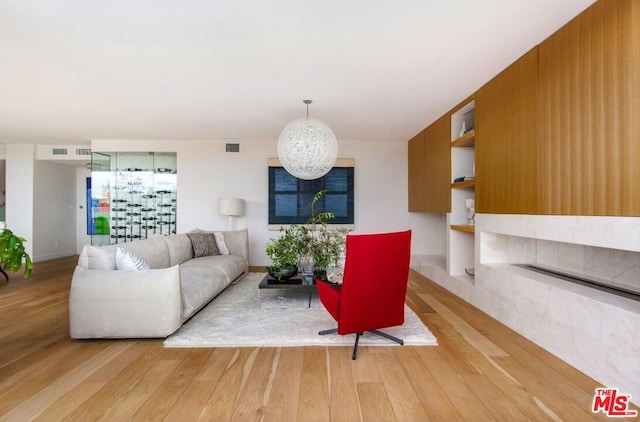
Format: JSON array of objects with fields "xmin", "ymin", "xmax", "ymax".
[{"xmin": 258, "ymin": 274, "xmax": 316, "ymax": 308}]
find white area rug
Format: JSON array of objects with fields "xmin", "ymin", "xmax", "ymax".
[{"xmin": 164, "ymin": 273, "xmax": 437, "ymax": 348}]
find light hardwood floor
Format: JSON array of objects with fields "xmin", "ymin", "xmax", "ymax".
[{"xmin": 0, "ymin": 256, "xmax": 637, "ymax": 421}]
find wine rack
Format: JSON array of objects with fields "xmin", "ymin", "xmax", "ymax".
[{"xmin": 90, "ymin": 152, "xmax": 177, "ymax": 246}]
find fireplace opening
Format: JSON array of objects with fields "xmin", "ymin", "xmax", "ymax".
[{"xmin": 516, "ymin": 264, "xmax": 640, "ymax": 303}]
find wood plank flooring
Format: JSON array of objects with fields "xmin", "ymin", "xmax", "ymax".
[{"xmin": 0, "ymin": 256, "xmax": 637, "ymax": 421}]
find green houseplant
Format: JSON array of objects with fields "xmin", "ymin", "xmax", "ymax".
[
  {"xmin": 264, "ymin": 190, "xmax": 349, "ymax": 281},
  {"xmin": 0, "ymin": 225, "xmax": 33, "ymax": 279},
  {"xmin": 264, "ymin": 226, "xmax": 302, "ymax": 280}
]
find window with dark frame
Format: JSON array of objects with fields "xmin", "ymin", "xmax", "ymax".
[{"xmin": 268, "ymin": 166, "xmax": 354, "ymax": 225}]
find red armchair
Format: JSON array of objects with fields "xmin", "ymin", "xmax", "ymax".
[{"xmin": 316, "ymin": 230, "xmax": 412, "ymax": 359}]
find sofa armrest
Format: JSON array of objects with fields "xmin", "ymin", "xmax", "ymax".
[
  {"xmin": 222, "ymin": 228, "xmax": 249, "ymax": 261},
  {"xmin": 69, "ymin": 265, "xmax": 182, "ymax": 339}
]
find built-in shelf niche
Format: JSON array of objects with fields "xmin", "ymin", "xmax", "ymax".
[{"xmin": 447, "ymin": 99, "xmax": 476, "ymax": 278}]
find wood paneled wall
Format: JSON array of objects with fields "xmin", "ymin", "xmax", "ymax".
[
  {"xmin": 422, "ymin": 114, "xmax": 451, "ymax": 213},
  {"xmin": 408, "ymin": 114, "xmax": 451, "ymax": 213},
  {"xmin": 408, "ymin": 130, "xmax": 427, "ymax": 212},
  {"xmin": 476, "ymin": 48, "xmax": 539, "ymax": 214},
  {"xmin": 538, "ymin": 0, "xmax": 640, "ymax": 215},
  {"xmin": 409, "ymin": 0, "xmax": 639, "ymax": 216}
]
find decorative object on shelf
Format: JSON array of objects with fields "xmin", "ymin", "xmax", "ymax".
[
  {"xmin": 265, "ymin": 190, "xmax": 349, "ymax": 282},
  {"xmin": 277, "ymin": 99, "xmax": 338, "ymax": 180},
  {"xmin": 218, "ymin": 198, "xmax": 245, "ymax": 230},
  {"xmin": 462, "ymin": 109, "xmax": 475, "ymax": 135},
  {"xmin": 465, "ymin": 197, "xmax": 475, "ymax": 225},
  {"xmin": 454, "ymin": 175, "xmax": 475, "ymax": 183},
  {"xmin": 459, "ymin": 121, "xmax": 466, "ymax": 138},
  {"xmin": 0, "ymin": 223, "xmax": 33, "ymax": 279}
]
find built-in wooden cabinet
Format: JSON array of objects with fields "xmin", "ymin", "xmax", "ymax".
[
  {"xmin": 408, "ymin": 114, "xmax": 450, "ymax": 213},
  {"xmin": 538, "ymin": 0, "xmax": 640, "ymax": 216},
  {"xmin": 408, "ymin": 0, "xmax": 640, "ymax": 281},
  {"xmin": 475, "ymin": 47, "xmax": 539, "ymax": 214},
  {"xmin": 408, "ymin": 130, "xmax": 426, "ymax": 212},
  {"xmin": 423, "ymin": 114, "xmax": 451, "ymax": 212}
]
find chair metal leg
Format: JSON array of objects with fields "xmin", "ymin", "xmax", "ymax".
[
  {"xmin": 370, "ymin": 329, "xmax": 404, "ymax": 345},
  {"xmin": 352, "ymin": 332, "xmax": 362, "ymax": 360},
  {"xmin": 318, "ymin": 329, "xmax": 403, "ymax": 361}
]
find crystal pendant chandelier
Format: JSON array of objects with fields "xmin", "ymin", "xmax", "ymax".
[{"xmin": 277, "ymin": 99, "xmax": 338, "ymax": 180}]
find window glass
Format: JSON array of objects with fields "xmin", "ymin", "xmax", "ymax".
[{"xmin": 268, "ymin": 167, "xmax": 354, "ymax": 225}]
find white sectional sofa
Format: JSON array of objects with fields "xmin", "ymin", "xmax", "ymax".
[{"xmin": 69, "ymin": 229, "xmax": 249, "ymax": 339}]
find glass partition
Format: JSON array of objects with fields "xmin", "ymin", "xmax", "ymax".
[{"xmin": 89, "ymin": 152, "xmax": 177, "ymax": 246}]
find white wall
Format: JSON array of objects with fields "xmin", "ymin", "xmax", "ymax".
[
  {"xmin": 5, "ymin": 144, "xmax": 35, "ymax": 256},
  {"xmin": 33, "ymin": 161, "xmax": 77, "ymax": 261},
  {"xmin": 91, "ymin": 139, "xmax": 445, "ymax": 265}
]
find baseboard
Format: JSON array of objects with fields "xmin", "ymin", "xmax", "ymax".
[{"xmin": 33, "ymin": 250, "xmax": 77, "ymax": 262}]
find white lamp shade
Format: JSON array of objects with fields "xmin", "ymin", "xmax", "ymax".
[
  {"xmin": 277, "ymin": 117, "xmax": 338, "ymax": 180},
  {"xmin": 218, "ymin": 198, "xmax": 245, "ymax": 216}
]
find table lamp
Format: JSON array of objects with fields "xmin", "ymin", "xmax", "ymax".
[{"xmin": 218, "ymin": 198, "xmax": 245, "ymax": 230}]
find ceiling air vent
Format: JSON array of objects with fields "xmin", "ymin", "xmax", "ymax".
[
  {"xmin": 51, "ymin": 148, "xmax": 68, "ymax": 155},
  {"xmin": 225, "ymin": 143, "xmax": 240, "ymax": 153},
  {"xmin": 76, "ymin": 148, "xmax": 91, "ymax": 156}
]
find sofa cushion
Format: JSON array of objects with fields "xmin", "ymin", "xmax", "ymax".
[
  {"xmin": 179, "ymin": 266, "xmax": 229, "ymax": 320},
  {"xmin": 116, "ymin": 247, "xmax": 150, "ymax": 270},
  {"xmin": 179, "ymin": 255, "xmax": 247, "ymax": 320},
  {"xmin": 163, "ymin": 233, "xmax": 194, "ymax": 266},
  {"xmin": 214, "ymin": 232, "xmax": 229, "ymax": 255},
  {"xmin": 187, "ymin": 231, "xmax": 220, "ymax": 257},
  {"xmin": 188, "ymin": 229, "xmax": 248, "ymax": 259},
  {"xmin": 79, "ymin": 237, "xmax": 171, "ymax": 270},
  {"xmin": 181, "ymin": 254, "xmax": 247, "ymax": 284},
  {"xmin": 222, "ymin": 229, "xmax": 249, "ymax": 260},
  {"xmin": 82, "ymin": 245, "xmax": 117, "ymax": 270},
  {"xmin": 118, "ymin": 236, "xmax": 171, "ymax": 269}
]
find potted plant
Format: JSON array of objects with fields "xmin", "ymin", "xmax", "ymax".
[
  {"xmin": 0, "ymin": 224, "xmax": 33, "ymax": 279},
  {"xmin": 264, "ymin": 226, "xmax": 301, "ymax": 280},
  {"xmin": 264, "ymin": 190, "xmax": 349, "ymax": 281},
  {"xmin": 308, "ymin": 224, "xmax": 348, "ymax": 280}
]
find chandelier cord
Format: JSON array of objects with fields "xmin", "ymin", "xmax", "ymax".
[{"xmin": 303, "ymin": 99, "xmax": 312, "ymax": 119}]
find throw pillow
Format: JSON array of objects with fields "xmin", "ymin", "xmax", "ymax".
[
  {"xmin": 115, "ymin": 247, "xmax": 150, "ymax": 270},
  {"xmin": 85, "ymin": 245, "xmax": 117, "ymax": 270},
  {"xmin": 214, "ymin": 232, "xmax": 229, "ymax": 255},
  {"xmin": 187, "ymin": 232, "xmax": 220, "ymax": 257}
]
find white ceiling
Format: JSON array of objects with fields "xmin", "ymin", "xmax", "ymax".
[{"xmin": 0, "ymin": 0, "xmax": 596, "ymax": 145}]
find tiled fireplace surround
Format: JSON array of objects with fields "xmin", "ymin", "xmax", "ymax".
[{"xmin": 411, "ymin": 214, "xmax": 640, "ymax": 402}]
